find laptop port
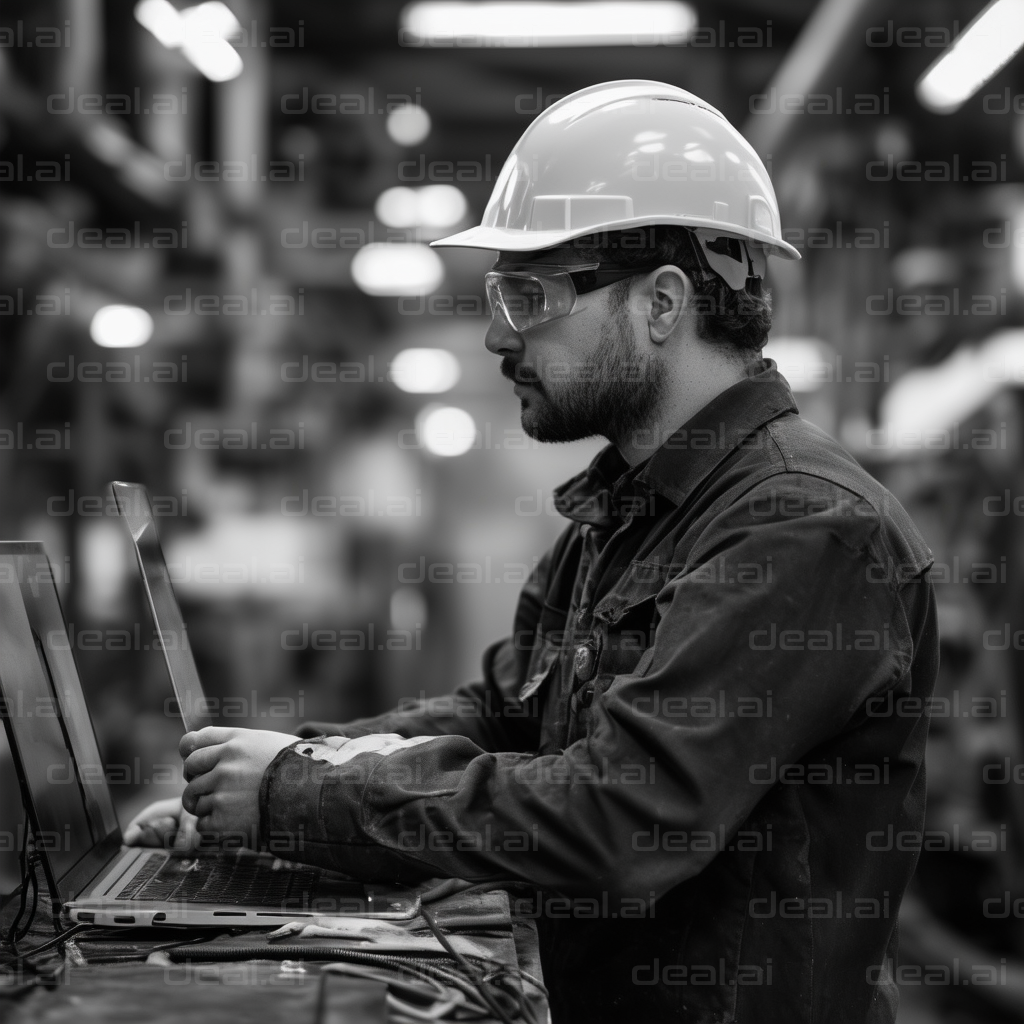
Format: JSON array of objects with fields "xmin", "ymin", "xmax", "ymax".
[
  {"xmin": 114, "ymin": 916, "xmax": 135, "ymax": 924},
  {"xmin": 77, "ymin": 912, "xmax": 95, "ymax": 923},
  {"xmin": 213, "ymin": 912, "xmax": 245, "ymax": 917}
]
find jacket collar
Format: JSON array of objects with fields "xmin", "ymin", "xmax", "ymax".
[{"xmin": 553, "ymin": 359, "xmax": 798, "ymax": 528}]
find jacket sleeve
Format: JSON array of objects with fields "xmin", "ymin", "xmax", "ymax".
[
  {"xmin": 292, "ymin": 533, "xmax": 566, "ymax": 753},
  {"xmin": 261, "ymin": 482, "xmax": 930, "ymax": 898}
]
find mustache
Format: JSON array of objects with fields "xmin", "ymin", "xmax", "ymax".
[{"xmin": 500, "ymin": 358, "xmax": 542, "ymax": 384}]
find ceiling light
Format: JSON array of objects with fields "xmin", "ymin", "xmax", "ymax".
[
  {"xmin": 391, "ymin": 348, "xmax": 461, "ymax": 393},
  {"xmin": 386, "ymin": 104, "xmax": 432, "ymax": 145},
  {"xmin": 399, "ymin": 1, "xmax": 697, "ymax": 47},
  {"xmin": 417, "ymin": 405, "xmax": 476, "ymax": 456},
  {"xmin": 418, "ymin": 185, "xmax": 467, "ymax": 226},
  {"xmin": 135, "ymin": 0, "xmax": 243, "ymax": 82},
  {"xmin": 917, "ymin": 0, "xmax": 1024, "ymax": 113},
  {"xmin": 376, "ymin": 187, "xmax": 421, "ymax": 227},
  {"xmin": 351, "ymin": 243, "xmax": 445, "ymax": 296},
  {"xmin": 90, "ymin": 305, "xmax": 154, "ymax": 348},
  {"xmin": 375, "ymin": 185, "xmax": 467, "ymax": 228},
  {"xmin": 134, "ymin": 0, "xmax": 184, "ymax": 47},
  {"xmin": 180, "ymin": 3, "xmax": 243, "ymax": 81}
]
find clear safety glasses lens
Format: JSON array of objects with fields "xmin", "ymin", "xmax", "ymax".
[{"xmin": 484, "ymin": 264, "xmax": 599, "ymax": 333}]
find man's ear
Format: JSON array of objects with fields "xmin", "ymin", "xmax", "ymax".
[{"xmin": 646, "ymin": 266, "xmax": 693, "ymax": 344}]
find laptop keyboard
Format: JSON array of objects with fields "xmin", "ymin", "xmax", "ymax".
[{"xmin": 115, "ymin": 853, "xmax": 327, "ymax": 907}]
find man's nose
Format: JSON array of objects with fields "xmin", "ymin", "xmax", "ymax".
[{"xmin": 484, "ymin": 310, "xmax": 524, "ymax": 357}]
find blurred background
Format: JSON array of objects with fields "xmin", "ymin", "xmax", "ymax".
[{"xmin": 2, "ymin": 0, "xmax": 1024, "ymax": 1019}]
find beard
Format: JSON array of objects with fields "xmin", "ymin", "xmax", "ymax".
[{"xmin": 501, "ymin": 315, "xmax": 666, "ymax": 446}]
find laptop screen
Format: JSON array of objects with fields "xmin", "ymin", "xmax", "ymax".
[
  {"xmin": 110, "ymin": 482, "xmax": 214, "ymax": 733},
  {"xmin": 0, "ymin": 544, "xmax": 120, "ymax": 898}
]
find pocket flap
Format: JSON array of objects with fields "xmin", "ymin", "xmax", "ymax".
[
  {"xmin": 592, "ymin": 560, "xmax": 670, "ymax": 624},
  {"xmin": 593, "ymin": 587, "xmax": 659, "ymax": 625},
  {"xmin": 518, "ymin": 641, "xmax": 561, "ymax": 702}
]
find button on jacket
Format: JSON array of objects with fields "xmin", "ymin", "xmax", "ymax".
[{"xmin": 260, "ymin": 359, "xmax": 939, "ymax": 1024}]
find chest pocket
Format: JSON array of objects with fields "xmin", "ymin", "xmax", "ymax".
[
  {"xmin": 519, "ymin": 637, "xmax": 561, "ymax": 702},
  {"xmin": 518, "ymin": 598, "xmax": 570, "ymax": 704},
  {"xmin": 591, "ymin": 581, "xmax": 663, "ymax": 680}
]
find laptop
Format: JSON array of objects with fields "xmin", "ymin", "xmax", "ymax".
[
  {"xmin": 0, "ymin": 541, "xmax": 414, "ymax": 928},
  {"xmin": 109, "ymin": 481, "xmax": 214, "ymax": 733}
]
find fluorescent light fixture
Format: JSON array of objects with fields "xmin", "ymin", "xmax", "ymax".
[
  {"xmin": 182, "ymin": 0, "xmax": 239, "ymax": 39},
  {"xmin": 180, "ymin": 2, "xmax": 243, "ymax": 81},
  {"xmin": 376, "ymin": 187, "xmax": 420, "ymax": 227},
  {"xmin": 386, "ymin": 104, "xmax": 432, "ymax": 145},
  {"xmin": 418, "ymin": 185, "xmax": 468, "ymax": 227},
  {"xmin": 391, "ymin": 348, "xmax": 462, "ymax": 393},
  {"xmin": 375, "ymin": 185, "xmax": 467, "ymax": 228},
  {"xmin": 917, "ymin": 0, "xmax": 1024, "ymax": 113},
  {"xmin": 134, "ymin": 0, "xmax": 243, "ymax": 82},
  {"xmin": 417, "ymin": 405, "xmax": 476, "ymax": 456},
  {"xmin": 762, "ymin": 337, "xmax": 832, "ymax": 393},
  {"xmin": 399, "ymin": 1, "xmax": 697, "ymax": 47},
  {"xmin": 134, "ymin": 0, "xmax": 184, "ymax": 47},
  {"xmin": 877, "ymin": 329, "xmax": 1024, "ymax": 449},
  {"xmin": 351, "ymin": 243, "xmax": 445, "ymax": 296},
  {"xmin": 89, "ymin": 305, "xmax": 154, "ymax": 348}
]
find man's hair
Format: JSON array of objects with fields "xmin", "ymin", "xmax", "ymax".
[{"xmin": 566, "ymin": 225, "xmax": 773, "ymax": 356}]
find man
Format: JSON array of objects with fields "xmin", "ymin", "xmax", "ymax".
[{"xmin": 127, "ymin": 82, "xmax": 938, "ymax": 1023}]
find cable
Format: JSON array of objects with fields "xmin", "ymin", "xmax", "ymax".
[
  {"xmin": 419, "ymin": 905, "xmax": 525, "ymax": 1024},
  {"xmin": 0, "ymin": 921, "xmax": 89, "ymax": 995},
  {"xmin": 412, "ymin": 879, "xmax": 548, "ymax": 1022},
  {"xmin": 2, "ymin": 795, "xmax": 55, "ymax": 948},
  {"xmin": 168, "ymin": 944, "xmax": 503, "ymax": 1015},
  {"xmin": 14, "ymin": 863, "xmax": 38, "ymax": 944},
  {"xmin": 417, "ymin": 881, "xmax": 548, "ymax": 1013},
  {"xmin": 76, "ymin": 932, "xmax": 226, "ymax": 965},
  {"xmin": 10, "ymin": 924, "xmax": 91, "ymax": 960},
  {"xmin": 3, "ymin": 838, "xmax": 34, "ymax": 946}
]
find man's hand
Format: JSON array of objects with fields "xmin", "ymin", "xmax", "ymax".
[
  {"xmin": 180, "ymin": 727, "xmax": 298, "ymax": 845},
  {"xmin": 123, "ymin": 796, "xmax": 201, "ymax": 850}
]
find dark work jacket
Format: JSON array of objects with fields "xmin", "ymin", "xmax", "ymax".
[{"xmin": 260, "ymin": 359, "xmax": 939, "ymax": 1024}]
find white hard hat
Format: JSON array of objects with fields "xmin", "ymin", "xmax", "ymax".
[{"xmin": 432, "ymin": 80, "xmax": 800, "ymax": 281}]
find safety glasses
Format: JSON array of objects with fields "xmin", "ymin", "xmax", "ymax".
[{"xmin": 484, "ymin": 262, "xmax": 664, "ymax": 333}]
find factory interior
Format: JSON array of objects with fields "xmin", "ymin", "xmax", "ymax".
[{"xmin": 2, "ymin": 1, "xmax": 1024, "ymax": 1021}]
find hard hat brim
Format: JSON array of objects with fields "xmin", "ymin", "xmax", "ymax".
[{"xmin": 431, "ymin": 218, "xmax": 801, "ymax": 261}]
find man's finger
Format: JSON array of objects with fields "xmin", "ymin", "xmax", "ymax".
[
  {"xmin": 183, "ymin": 745, "xmax": 224, "ymax": 782},
  {"xmin": 123, "ymin": 821, "xmax": 153, "ymax": 846},
  {"xmin": 173, "ymin": 811, "xmax": 201, "ymax": 852},
  {"xmin": 190, "ymin": 794, "xmax": 216, "ymax": 821},
  {"xmin": 182, "ymin": 770, "xmax": 220, "ymax": 813},
  {"xmin": 143, "ymin": 818, "xmax": 177, "ymax": 847},
  {"xmin": 179, "ymin": 727, "xmax": 240, "ymax": 759},
  {"xmin": 196, "ymin": 814, "xmax": 217, "ymax": 841}
]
